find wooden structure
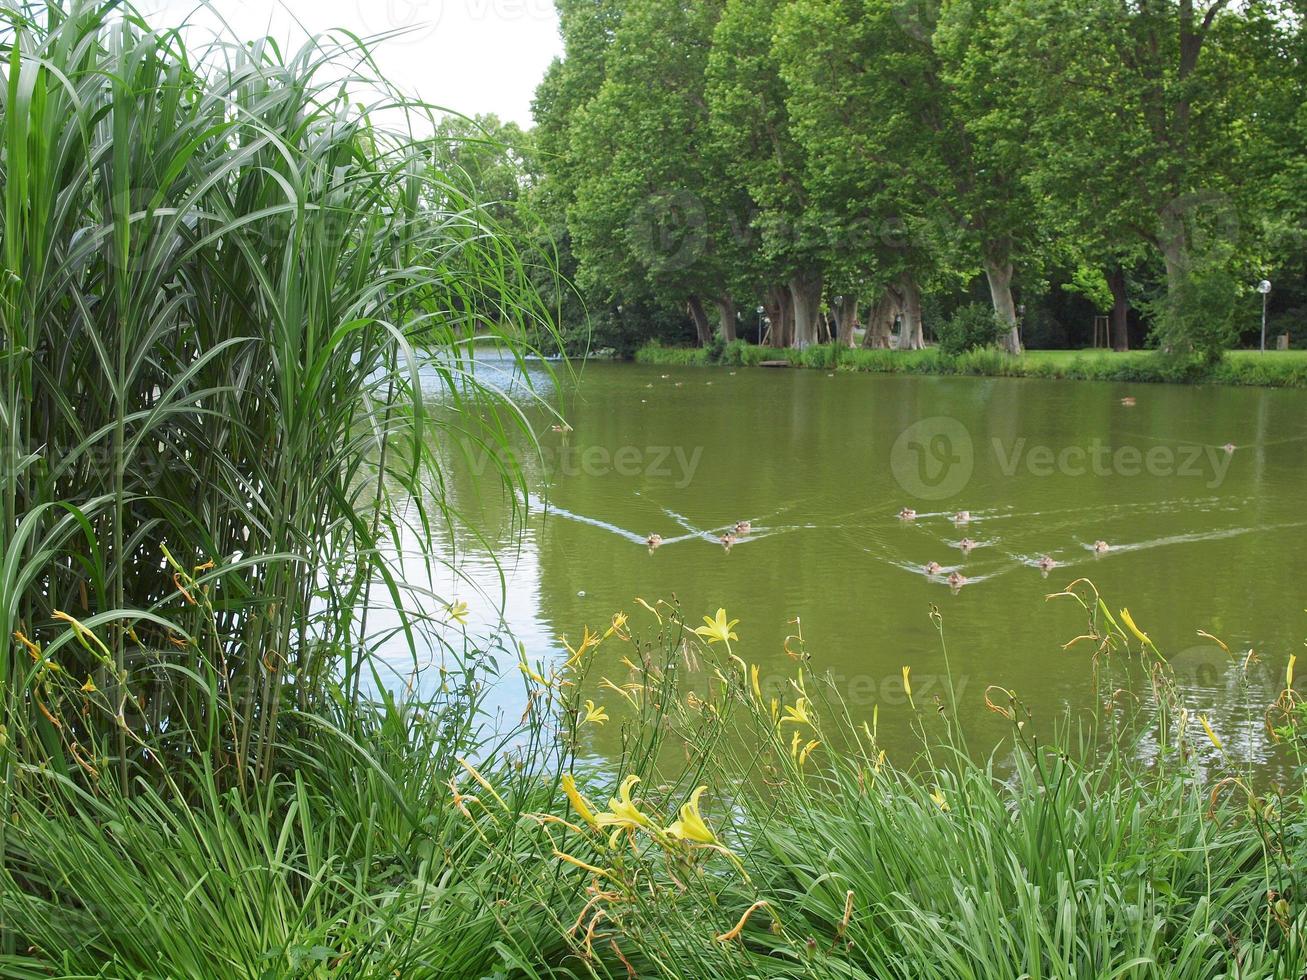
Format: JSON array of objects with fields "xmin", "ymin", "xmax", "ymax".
[{"xmin": 1091, "ymin": 315, "xmax": 1110, "ymax": 349}]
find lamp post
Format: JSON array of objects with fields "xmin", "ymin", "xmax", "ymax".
[
  {"xmin": 756, "ymin": 305, "xmax": 765, "ymax": 345},
  {"xmin": 1258, "ymin": 280, "xmax": 1271, "ymax": 353}
]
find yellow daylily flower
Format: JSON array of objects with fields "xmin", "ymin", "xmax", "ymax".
[
  {"xmin": 750, "ymin": 664, "xmax": 762, "ymax": 701},
  {"xmin": 634, "ymin": 596, "xmax": 662, "ymax": 624},
  {"xmin": 666, "ymin": 785, "xmax": 720, "ymax": 845},
  {"xmin": 604, "ymin": 611, "xmax": 629, "ymax": 639},
  {"xmin": 789, "ymin": 730, "xmax": 820, "ymax": 765},
  {"xmin": 695, "ymin": 608, "xmax": 739, "ymax": 645},
  {"xmin": 445, "ymin": 600, "xmax": 469, "ymax": 625},
  {"xmin": 81, "ymin": 675, "xmax": 97, "ymax": 694},
  {"xmin": 582, "ymin": 700, "xmax": 609, "ymax": 725},
  {"xmin": 1289, "ymin": 654, "xmax": 1297, "ymax": 691},
  {"xmin": 562, "ymin": 625, "xmax": 602, "ymax": 668},
  {"xmin": 599, "ymin": 677, "xmax": 641, "ymax": 707},
  {"xmin": 901, "ymin": 666, "xmax": 912, "ymax": 699},
  {"xmin": 1199, "ymin": 715, "xmax": 1223, "ymax": 751},
  {"xmin": 930, "ymin": 788, "xmax": 950, "ymax": 812},
  {"xmin": 1119, "ymin": 608, "xmax": 1153, "ymax": 649},
  {"xmin": 780, "ymin": 697, "xmax": 812, "ymax": 727},
  {"xmin": 596, "ymin": 775, "xmax": 654, "ymax": 831},
  {"xmin": 561, "ymin": 773, "xmax": 600, "ymax": 828}
]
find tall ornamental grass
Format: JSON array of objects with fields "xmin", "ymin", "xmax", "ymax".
[{"xmin": 0, "ymin": 0, "xmax": 556, "ymax": 797}]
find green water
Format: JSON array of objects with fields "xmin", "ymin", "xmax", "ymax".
[{"xmin": 408, "ymin": 358, "xmax": 1307, "ymax": 767}]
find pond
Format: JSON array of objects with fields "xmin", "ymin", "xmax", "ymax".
[{"xmin": 386, "ymin": 354, "xmax": 1307, "ymax": 769}]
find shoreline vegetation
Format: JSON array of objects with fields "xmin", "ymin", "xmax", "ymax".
[
  {"xmin": 633, "ymin": 342, "xmax": 1307, "ymax": 389},
  {"xmin": 9, "ymin": 587, "xmax": 1307, "ymax": 977},
  {"xmin": 3, "ymin": 2, "xmax": 1307, "ymax": 977}
]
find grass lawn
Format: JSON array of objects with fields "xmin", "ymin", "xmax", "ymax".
[{"xmin": 634, "ymin": 341, "xmax": 1307, "ymax": 388}]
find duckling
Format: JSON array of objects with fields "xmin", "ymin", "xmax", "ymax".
[
  {"xmin": 898, "ymin": 508, "xmax": 917, "ymax": 521},
  {"xmin": 1037, "ymin": 555, "xmax": 1057, "ymax": 572},
  {"xmin": 550, "ymin": 423, "xmax": 573, "ymax": 433},
  {"xmin": 646, "ymin": 533, "xmax": 663, "ymax": 550},
  {"xmin": 1120, "ymin": 396, "xmax": 1137, "ymax": 407},
  {"xmin": 719, "ymin": 532, "xmax": 736, "ymax": 550},
  {"xmin": 958, "ymin": 538, "xmax": 977, "ymax": 553},
  {"xmin": 1093, "ymin": 540, "xmax": 1111, "ymax": 554},
  {"xmin": 925, "ymin": 561, "xmax": 943, "ymax": 575},
  {"xmin": 1223, "ymin": 442, "xmax": 1237, "ymax": 454},
  {"xmin": 734, "ymin": 520, "xmax": 752, "ymax": 535},
  {"xmin": 953, "ymin": 510, "xmax": 971, "ymax": 525},
  {"xmin": 947, "ymin": 571, "xmax": 967, "ymax": 590}
]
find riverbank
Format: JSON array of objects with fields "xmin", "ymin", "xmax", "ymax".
[
  {"xmin": 635, "ymin": 341, "xmax": 1307, "ymax": 388},
  {"xmin": 7, "ymin": 593, "xmax": 1305, "ymax": 978}
]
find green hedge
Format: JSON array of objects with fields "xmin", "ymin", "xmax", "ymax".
[{"xmin": 634, "ymin": 342, "xmax": 1307, "ymax": 388}]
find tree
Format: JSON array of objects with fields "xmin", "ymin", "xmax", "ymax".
[
  {"xmin": 992, "ymin": 0, "xmax": 1282, "ymax": 355},
  {"xmin": 708, "ymin": 0, "xmax": 827, "ymax": 347},
  {"xmin": 562, "ymin": 0, "xmax": 747, "ymax": 345}
]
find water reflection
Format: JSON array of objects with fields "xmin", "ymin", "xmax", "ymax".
[{"xmin": 375, "ymin": 352, "xmax": 1307, "ymax": 773}]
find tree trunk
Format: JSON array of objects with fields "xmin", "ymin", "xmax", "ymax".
[
  {"xmin": 833, "ymin": 295, "xmax": 859, "ymax": 347},
  {"xmin": 687, "ymin": 296, "xmax": 713, "ymax": 347},
  {"xmin": 983, "ymin": 251, "xmax": 1022, "ymax": 354},
  {"xmin": 896, "ymin": 274, "xmax": 925, "ymax": 350},
  {"xmin": 862, "ymin": 289, "xmax": 898, "ymax": 349},
  {"xmin": 789, "ymin": 271, "xmax": 823, "ymax": 349},
  {"xmin": 713, "ymin": 297, "xmax": 737, "ymax": 343},
  {"xmin": 764, "ymin": 284, "xmax": 793, "ymax": 348},
  {"xmin": 1107, "ymin": 265, "xmax": 1130, "ymax": 351}
]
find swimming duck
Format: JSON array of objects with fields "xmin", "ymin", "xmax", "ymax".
[
  {"xmin": 953, "ymin": 511, "xmax": 971, "ymax": 524},
  {"xmin": 958, "ymin": 538, "xmax": 976, "ymax": 553},
  {"xmin": 947, "ymin": 571, "xmax": 967, "ymax": 590},
  {"xmin": 1093, "ymin": 540, "xmax": 1110, "ymax": 554},
  {"xmin": 550, "ymin": 423, "xmax": 573, "ymax": 433},
  {"xmin": 719, "ymin": 532, "xmax": 736, "ymax": 550},
  {"xmin": 1037, "ymin": 555, "xmax": 1057, "ymax": 572},
  {"xmin": 646, "ymin": 534, "xmax": 663, "ymax": 550},
  {"xmin": 734, "ymin": 520, "xmax": 752, "ymax": 535},
  {"xmin": 925, "ymin": 561, "xmax": 943, "ymax": 575},
  {"xmin": 1120, "ymin": 396, "xmax": 1137, "ymax": 407},
  {"xmin": 898, "ymin": 508, "xmax": 917, "ymax": 521},
  {"xmin": 1223, "ymin": 442, "xmax": 1236, "ymax": 454}
]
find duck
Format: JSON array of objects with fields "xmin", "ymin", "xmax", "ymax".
[
  {"xmin": 550, "ymin": 423, "xmax": 573, "ymax": 433},
  {"xmin": 925, "ymin": 561, "xmax": 943, "ymax": 575},
  {"xmin": 953, "ymin": 511, "xmax": 971, "ymax": 524},
  {"xmin": 947, "ymin": 571, "xmax": 967, "ymax": 590},
  {"xmin": 646, "ymin": 533, "xmax": 663, "ymax": 550},
  {"xmin": 898, "ymin": 508, "xmax": 917, "ymax": 521},
  {"xmin": 1120, "ymin": 396, "xmax": 1137, "ymax": 407},
  {"xmin": 1223, "ymin": 442, "xmax": 1237, "ymax": 454},
  {"xmin": 1037, "ymin": 555, "xmax": 1057, "ymax": 572},
  {"xmin": 719, "ymin": 532, "xmax": 736, "ymax": 550},
  {"xmin": 958, "ymin": 538, "xmax": 976, "ymax": 553},
  {"xmin": 1093, "ymin": 540, "xmax": 1110, "ymax": 554},
  {"xmin": 734, "ymin": 520, "xmax": 752, "ymax": 535}
]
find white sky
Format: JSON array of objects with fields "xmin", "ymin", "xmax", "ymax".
[{"xmin": 138, "ymin": 0, "xmax": 562, "ymax": 126}]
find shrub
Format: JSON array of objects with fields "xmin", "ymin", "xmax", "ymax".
[{"xmin": 936, "ymin": 302, "xmax": 1008, "ymax": 355}]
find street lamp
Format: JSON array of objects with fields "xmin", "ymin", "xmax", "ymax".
[
  {"xmin": 1257, "ymin": 280, "xmax": 1272, "ymax": 353},
  {"xmin": 756, "ymin": 305, "xmax": 765, "ymax": 345}
]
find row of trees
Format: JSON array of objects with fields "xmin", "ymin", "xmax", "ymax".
[{"xmin": 509, "ymin": 0, "xmax": 1305, "ymax": 357}]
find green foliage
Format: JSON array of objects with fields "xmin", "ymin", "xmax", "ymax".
[
  {"xmin": 1150, "ymin": 262, "xmax": 1241, "ymax": 364},
  {"xmin": 935, "ymin": 302, "xmax": 1008, "ymax": 355},
  {"xmin": 635, "ymin": 343, "xmax": 1307, "ymax": 388},
  {"xmin": 0, "ymin": 0, "xmax": 556, "ymax": 799}
]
